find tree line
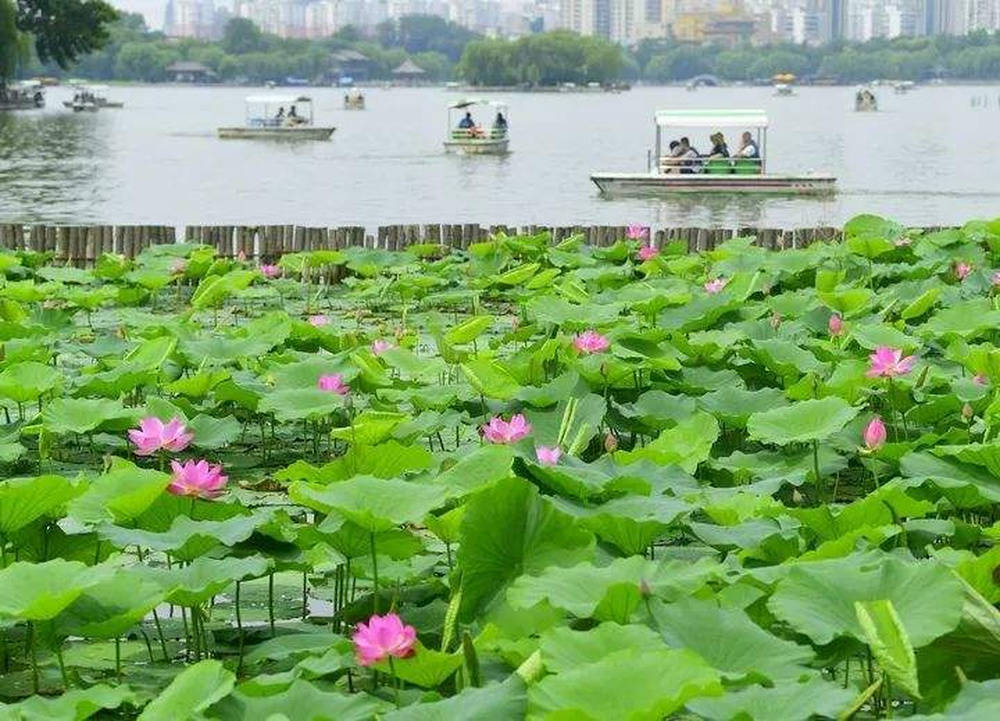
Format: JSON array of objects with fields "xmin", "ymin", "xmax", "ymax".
[{"xmin": 6, "ymin": 5, "xmax": 1000, "ymax": 89}]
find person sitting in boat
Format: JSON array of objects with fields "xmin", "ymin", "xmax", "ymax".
[
  {"xmin": 678, "ymin": 137, "xmax": 701, "ymax": 174},
  {"xmin": 707, "ymin": 132, "xmax": 729, "ymax": 158},
  {"xmin": 458, "ymin": 111, "xmax": 475, "ymax": 129},
  {"xmin": 493, "ymin": 112, "xmax": 508, "ymax": 134},
  {"xmin": 662, "ymin": 140, "xmax": 683, "ymax": 174},
  {"xmin": 276, "ymin": 107, "xmax": 285, "ymax": 119},
  {"xmin": 736, "ymin": 131, "xmax": 759, "ymax": 159}
]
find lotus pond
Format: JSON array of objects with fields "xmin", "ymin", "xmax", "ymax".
[{"xmin": 2, "ymin": 215, "xmax": 1000, "ymax": 720}]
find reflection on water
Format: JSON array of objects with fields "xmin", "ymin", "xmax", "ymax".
[
  {"xmin": 0, "ymin": 111, "xmax": 109, "ymax": 223},
  {"xmin": 0, "ymin": 84, "xmax": 998, "ymax": 228}
]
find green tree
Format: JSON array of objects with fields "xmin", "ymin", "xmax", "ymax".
[
  {"xmin": 14, "ymin": 0, "xmax": 117, "ymax": 68},
  {"xmin": 221, "ymin": 17, "xmax": 264, "ymax": 55}
]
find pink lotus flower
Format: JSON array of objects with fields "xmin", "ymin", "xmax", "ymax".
[
  {"xmin": 704, "ymin": 277, "xmax": 727, "ymax": 294},
  {"xmin": 626, "ymin": 224, "xmax": 649, "ymax": 240},
  {"xmin": 828, "ymin": 314, "xmax": 844, "ymax": 337},
  {"xmin": 237, "ymin": 250, "xmax": 247, "ymax": 262},
  {"xmin": 128, "ymin": 416, "xmax": 194, "ymax": 456},
  {"xmin": 604, "ymin": 432, "xmax": 618, "ymax": 453},
  {"xmin": 170, "ymin": 259, "xmax": 187, "ymax": 275},
  {"xmin": 168, "ymin": 459, "xmax": 228, "ymax": 500},
  {"xmin": 535, "ymin": 446, "xmax": 562, "ymax": 466},
  {"xmin": 973, "ymin": 373, "xmax": 988, "ymax": 385},
  {"xmin": 371, "ymin": 339, "xmax": 394, "ymax": 356},
  {"xmin": 317, "ymin": 373, "xmax": 350, "ymax": 395},
  {"xmin": 482, "ymin": 414, "xmax": 531, "ymax": 444},
  {"xmin": 352, "ymin": 613, "xmax": 416, "ymax": 667},
  {"xmin": 867, "ymin": 346, "xmax": 917, "ymax": 378},
  {"xmin": 955, "ymin": 262, "xmax": 973, "ymax": 281},
  {"xmin": 308, "ymin": 315, "xmax": 329, "ymax": 327},
  {"xmin": 637, "ymin": 245, "xmax": 659, "ymax": 261},
  {"xmin": 260, "ymin": 264, "xmax": 281, "ymax": 279},
  {"xmin": 992, "ymin": 272, "xmax": 1000, "ymax": 288},
  {"xmin": 863, "ymin": 416, "xmax": 886, "ymax": 450},
  {"xmin": 573, "ymin": 329, "xmax": 610, "ymax": 354}
]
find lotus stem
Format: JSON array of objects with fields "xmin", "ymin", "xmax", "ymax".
[
  {"xmin": 811, "ymin": 440, "xmax": 823, "ymax": 503},
  {"xmin": 370, "ymin": 532, "xmax": 380, "ymax": 615},
  {"xmin": 268, "ymin": 572, "xmax": 276, "ymax": 637},
  {"xmin": 388, "ymin": 656, "xmax": 400, "ymax": 707},
  {"xmin": 235, "ymin": 581, "xmax": 245, "ymax": 677},
  {"xmin": 151, "ymin": 608, "xmax": 170, "ymax": 662}
]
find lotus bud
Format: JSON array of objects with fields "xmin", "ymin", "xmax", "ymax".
[
  {"xmin": 770, "ymin": 313, "xmax": 782, "ymax": 330},
  {"xmin": 639, "ymin": 578, "xmax": 652, "ymax": 598},
  {"xmin": 863, "ymin": 416, "xmax": 887, "ymax": 451},
  {"xmin": 828, "ymin": 314, "xmax": 844, "ymax": 337},
  {"xmin": 604, "ymin": 432, "xmax": 618, "ymax": 453},
  {"xmin": 962, "ymin": 403, "xmax": 974, "ymax": 420}
]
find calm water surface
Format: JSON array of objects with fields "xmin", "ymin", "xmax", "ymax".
[{"xmin": 1, "ymin": 84, "xmax": 999, "ymax": 229}]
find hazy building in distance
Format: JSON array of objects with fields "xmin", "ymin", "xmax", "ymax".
[{"xmin": 164, "ymin": 0, "xmax": 226, "ymax": 38}]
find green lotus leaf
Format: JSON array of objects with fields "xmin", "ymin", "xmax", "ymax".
[
  {"xmin": 0, "ymin": 684, "xmax": 136, "ymax": 721},
  {"xmin": 138, "ymin": 555, "xmax": 271, "ymax": 607},
  {"xmin": 460, "ymin": 357, "xmax": 522, "ymax": 400},
  {"xmin": 258, "ymin": 388, "xmax": 346, "ymax": 422},
  {"xmin": 67, "ymin": 463, "xmax": 171, "ymax": 525},
  {"xmin": 528, "ymin": 647, "xmax": 722, "ymax": 721},
  {"xmin": 539, "ymin": 622, "xmax": 665, "ymax": 674},
  {"xmin": 0, "ymin": 475, "xmax": 84, "ymax": 536},
  {"xmin": 0, "ymin": 559, "xmax": 113, "ymax": 621},
  {"xmin": 138, "ymin": 659, "xmax": 235, "ymax": 721},
  {"xmin": 0, "ymin": 361, "xmax": 61, "ymax": 403},
  {"xmin": 290, "ymin": 476, "xmax": 446, "ymax": 533},
  {"xmin": 383, "ymin": 678, "xmax": 526, "ymax": 721},
  {"xmin": 747, "ymin": 397, "xmax": 859, "ymax": 445},
  {"xmin": 618, "ymin": 412, "xmax": 719, "ymax": 472},
  {"xmin": 686, "ymin": 676, "xmax": 856, "ymax": 721}
]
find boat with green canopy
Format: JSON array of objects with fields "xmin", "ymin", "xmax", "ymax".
[
  {"xmin": 591, "ymin": 108, "xmax": 835, "ymax": 196},
  {"xmin": 444, "ymin": 98, "xmax": 509, "ymax": 155}
]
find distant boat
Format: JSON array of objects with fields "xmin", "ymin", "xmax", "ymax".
[
  {"xmin": 773, "ymin": 83, "xmax": 795, "ymax": 97},
  {"xmin": 855, "ymin": 87, "xmax": 878, "ymax": 111},
  {"xmin": 63, "ymin": 85, "xmax": 123, "ymax": 111},
  {"xmin": 218, "ymin": 95, "xmax": 335, "ymax": 140},
  {"xmin": 590, "ymin": 108, "xmax": 835, "ymax": 196},
  {"xmin": 444, "ymin": 98, "xmax": 509, "ymax": 155},
  {"xmin": 893, "ymin": 81, "xmax": 915, "ymax": 94},
  {"xmin": 0, "ymin": 81, "xmax": 45, "ymax": 111},
  {"xmin": 344, "ymin": 88, "xmax": 365, "ymax": 110}
]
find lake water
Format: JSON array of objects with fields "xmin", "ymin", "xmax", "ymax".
[{"xmin": 1, "ymin": 84, "xmax": 999, "ymax": 230}]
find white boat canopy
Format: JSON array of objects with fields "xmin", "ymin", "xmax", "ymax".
[
  {"xmin": 654, "ymin": 109, "xmax": 768, "ymax": 129},
  {"xmin": 245, "ymin": 95, "xmax": 312, "ymax": 105},
  {"xmin": 448, "ymin": 98, "xmax": 507, "ymax": 110}
]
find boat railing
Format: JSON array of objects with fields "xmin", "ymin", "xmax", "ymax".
[
  {"xmin": 248, "ymin": 116, "xmax": 312, "ymax": 129},
  {"xmin": 658, "ymin": 155, "xmax": 762, "ymax": 175},
  {"xmin": 450, "ymin": 127, "xmax": 507, "ymax": 141}
]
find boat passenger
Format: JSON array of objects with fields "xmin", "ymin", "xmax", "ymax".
[
  {"xmin": 678, "ymin": 137, "xmax": 701, "ymax": 174},
  {"xmin": 493, "ymin": 112, "xmax": 507, "ymax": 132},
  {"xmin": 458, "ymin": 111, "xmax": 475, "ymax": 129},
  {"xmin": 736, "ymin": 131, "xmax": 759, "ymax": 158},
  {"xmin": 276, "ymin": 107, "xmax": 285, "ymax": 118},
  {"xmin": 662, "ymin": 140, "xmax": 682, "ymax": 173},
  {"xmin": 707, "ymin": 132, "xmax": 729, "ymax": 158}
]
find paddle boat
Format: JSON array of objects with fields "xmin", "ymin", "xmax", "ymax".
[
  {"xmin": 774, "ymin": 83, "xmax": 795, "ymax": 97},
  {"xmin": 344, "ymin": 88, "xmax": 365, "ymax": 110},
  {"xmin": 218, "ymin": 95, "xmax": 335, "ymax": 140},
  {"xmin": 64, "ymin": 85, "xmax": 123, "ymax": 111},
  {"xmin": 590, "ymin": 108, "xmax": 835, "ymax": 196},
  {"xmin": 444, "ymin": 99, "xmax": 509, "ymax": 155},
  {"xmin": 893, "ymin": 81, "xmax": 915, "ymax": 94},
  {"xmin": 855, "ymin": 87, "xmax": 878, "ymax": 111},
  {"xmin": 0, "ymin": 80, "xmax": 45, "ymax": 110}
]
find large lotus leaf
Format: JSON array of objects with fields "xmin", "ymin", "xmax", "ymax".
[
  {"xmin": 319, "ymin": 442, "xmax": 434, "ymax": 481},
  {"xmin": 0, "ymin": 475, "xmax": 84, "ymax": 535},
  {"xmin": 618, "ymin": 412, "xmax": 719, "ymax": 472},
  {"xmin": 768, "ymin": 555, "xmax": 964, "ymax": 647},
  {"xmin": 0, "ymin": 684, "xmax": 136, "ymax": 721},
  {"xmin": 686, "ymin": 676, "xmax": 855, "ymax": 721},
  {"xmin": 844, "ymin": 213, "xmax": 905, "ymax": 243},
  {"xmin": 460, "ymin": 357, "xmax": 522, "ymax": 400},
  {"xmin": 652, "ymin": 597, "xmax": 814, "ymax": 682},
  {"xmin": 918, "ymin": 299, "xmax": 1000, "ymax": 339},
  {"xmin": 850, "ymin": 323, "xmax": 919, "ymax": 351},
  {"xmin": 41, "ymin": 397, "xmax": 137, "ymax": 435},
  {"xmin": 290, "ymin": 476, "xmax": 446, "ymax": 533},
  {"xmin": 384, "ymin": 677, "xmax": 526, "ymax": 721},
  {"xmin": 747, "ymin": 397, "xmax": 858, "ymax": 445},
  {"xmin": 560, "ymin": 495, "xmax": 690, "ymax": 556},
  {"xmin": 526, "ymin": 297, "xmax": 623, "ymax": 327},
  {"xmin": 181, "ymin": 313, "xmax": 291, "ymax": 365},
  {"xmin": 138, "ymin": 659, "xmax": 235, "ymax": 721},
  {"xmin": 329, "ymin": 411, "xmax": 409, "ymax": 445},
  {"xmin": 898, "ymin": 451, "xmax": 1000, "ymax": 504},
  {"xmin": 539, "ymin": 622, "xmax": 665, "ymax": 674},
  {"xmin": 623, "ymin": 390, "xmax": 698, "ymax": 429},
  {"xmin": 433, "ymin": 445, "xmax": 515, "ymax": 497},
  {"xmin": 931, "ymin": 443, "xmax": 1000, "ymax": 477},
  {"xmin": 258, "ymin": 388, "xmax": 346, "ymax": 422},
  {"xmin": 527, "ymin": 647, "xmax": 722, "ymax": 721},
  {"xmin": 0, "ymin": 559, "xmax": 113, "ymax": 621},
  {"xmin": 745, "ymin": 339, "xmax": 826, "ymax": 378},
  {"xmin": 138, "ymin": 555, "xmax": 271, "ymax": 607},
  {"xmin": 457, "ymin": 477, "xmax": 594, "ymax": 621},
  {"xmin": 817, "ymin": 287, "xmax": 873, "ymax": 314},
  {"xmin": 789, "ymin": 482, "xmax": 934, "ymax": 541},
  {"xmin": 711, "ymin": 447, "xmax": 847, "ymax": 487},
  {"xmin": 696, "ymin": 386, "xmax": 789, "ymax": 427},
  {"xmin": 186, "ymin": 413, "xmax": 241, "ymax": 449},
  {"xmin": 97, "ymin": 511, "xmax": 271, "ymax": 562},
  {"xmin": 508, "ymin": 556, "xmax": 721, "ymax": 622},
  {"xmin": 910, "ymin": 680, "xmax": 1000, "ymax": 720},
  {"xmin": 67, "ymin": 463, "xmax": 171, "ymax": 525},
  {"xmin": 54, "ymin": 571, "xmax": 166, "ymax": 639},
  {"xmin": 210, "ymin": 679, "xmax": 388, "ymax": 721},
  {"xmin": 372, "ymin": 641, "xmax": 462, "ymax": 688},
  {"xmin": 0, "ymin": 361, "xmax": 61, "ymax": 402},
  {"xmin": 524, "ymin": 393, "xmax": 605, "ymax": 455},
  {"xmin": 268, "ymin": 357, "xmax": 355, "ymax": 391}
]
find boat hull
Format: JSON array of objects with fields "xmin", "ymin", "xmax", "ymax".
[
  {"xmin": 590, "ymin": 172, "xmax": 836, "ymax": 196},
  {"xmin": 443, "ymin": 138, "xmax": 509, "ymax": 155},
  {"xmin": 344, "ymin": 100, "xmax": 365, "ymax": 110},
  {"xmin": 217, "ymin": 126, "xmax": 335, "ymax": 140}
]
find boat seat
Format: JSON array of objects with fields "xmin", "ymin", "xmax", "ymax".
[
  {"xmin": 704, "ymin": 159, "xmax": 732, "ymax": 175},
  {"xmin": 733, "ymin": 158, "xmax": 762, "ymax": 175}
]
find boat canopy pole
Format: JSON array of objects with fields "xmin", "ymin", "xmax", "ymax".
[
  {"xmin": 761, "ymin": 127, "xmax": 767, "ymax": 174},
  {"xmin": 655, "ymin": 124, "xmax": 662, "ymax": 174}
]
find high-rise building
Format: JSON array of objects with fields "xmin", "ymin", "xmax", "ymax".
[{"xmin": 164, "ymin": 0, "xmax": 223, "ymax": 38}]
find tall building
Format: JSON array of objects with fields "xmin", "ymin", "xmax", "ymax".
[{"xmin": 164, "ymin": 0, "xmax": 223, "ymax": 38}]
